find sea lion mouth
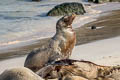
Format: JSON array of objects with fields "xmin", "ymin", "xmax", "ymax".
[{"xmin": 64, "ymin": 13, "xmax": 76, "ymax": 26}]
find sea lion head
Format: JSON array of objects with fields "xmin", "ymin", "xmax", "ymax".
[{"xmin": 56, "ymin": 13, "xmax": 76, "ymax": 30}]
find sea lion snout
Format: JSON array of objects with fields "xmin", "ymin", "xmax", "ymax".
[
  {"xmin": 56, "ymin": 14, "xmax": 76, "ymax": 29},
  {"xmin": 70, "ymin": 13, "xmax": 76, "ymax": 19}
]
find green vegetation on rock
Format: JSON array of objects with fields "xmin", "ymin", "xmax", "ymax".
[{"xmin": 47, "ymin": 2, "xmax": 86, "ymax": 16}]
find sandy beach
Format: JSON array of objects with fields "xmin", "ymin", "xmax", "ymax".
[
  {"xmin": 0, "ymin": 9, "xmax": 120, "ymax": 74},
  {"xmin": 0, "ymin": 36, "xmax": 120, "ymax": 74}
]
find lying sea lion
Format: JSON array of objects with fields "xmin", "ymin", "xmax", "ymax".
[
  {"xmin": 24, "ymin": 14, "xmax": 76, "ymax": 72},
  {"xmin": 37, "ymin": 59, "xmax": 120, "ymax": 80},
  {"xmin": 0, "ymin": 67, "xmax": 43, "ymax": 80}
]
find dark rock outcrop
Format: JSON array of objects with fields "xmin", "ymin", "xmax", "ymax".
[{"xmin": 47, "ymin": 2, "xmax": 86, "ymax": 16}]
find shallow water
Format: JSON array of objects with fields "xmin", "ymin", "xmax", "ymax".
[{"xmin": 0, "ymin": 0, "xmax": 58, "ymax": 46}]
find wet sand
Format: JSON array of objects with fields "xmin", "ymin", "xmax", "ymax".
[{"xmin": 0, "ymin": 10, "xmax": 120, "ymax": 61}]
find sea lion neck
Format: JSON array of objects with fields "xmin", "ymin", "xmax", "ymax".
[{"xmin": 56, "ymin": 23, "xmax": 73, "ymax": 33}]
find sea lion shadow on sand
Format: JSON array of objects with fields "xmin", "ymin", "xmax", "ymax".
[{"xmin": 24, "ymin": 14, "xmax": 76, "ymax": 72}]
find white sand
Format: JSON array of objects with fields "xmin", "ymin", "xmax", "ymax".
[
  {"xmin": 0, "ymin": 56, "xmax": 26, "ymax": 74},
  {"xmin": 71, "ymin": 36, "xmax": 120, "ymax": 66},
  {"xmin": 1, "ymin": 36, "xmax": 120, "ymax": 74}
]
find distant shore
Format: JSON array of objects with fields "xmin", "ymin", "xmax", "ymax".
[{"xmin": 0, "ymin": 10, "xmax": 120, "ymax": 61}]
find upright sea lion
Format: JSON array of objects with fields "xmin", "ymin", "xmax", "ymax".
[
  {"xmin": 37, "ymin": 59, "xmax": 120, "ymax": 80},
  {"xmin": 0, "ymin": 67, "xmax": 43, "ymax": 80},
  {"xmin": 24, "ymin": 14, "xmax": 76, "ymax": 72}
]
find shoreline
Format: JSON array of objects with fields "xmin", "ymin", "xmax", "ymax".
[{"xmin": 0, "ymin": 10, "xmax": 120, "ymax": 61}]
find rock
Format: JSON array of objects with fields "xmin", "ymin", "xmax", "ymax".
[
  {"xmin": 47, "ymin": 2, "xmax": 86, "ymax": 16},
  {"xmin": 0, "ymin": 67, "xmax": 44, "ymax": 80}
]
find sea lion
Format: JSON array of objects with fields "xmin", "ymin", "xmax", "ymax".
[
  {"xmin": 0, "ymin": 67, "xmax": 43, "ymax": 80},
  {"xmin": 37, "ymin": 59, "xmax": 118, "ymax": 80},
  {"xmin": 24, "ymin": 14, "xmax": 76, "ymax": 72}
]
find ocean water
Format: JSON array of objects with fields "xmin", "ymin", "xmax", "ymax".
[{"xmin": 0, "ymin": 0, "xmax": 120, "ymax": 50}]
